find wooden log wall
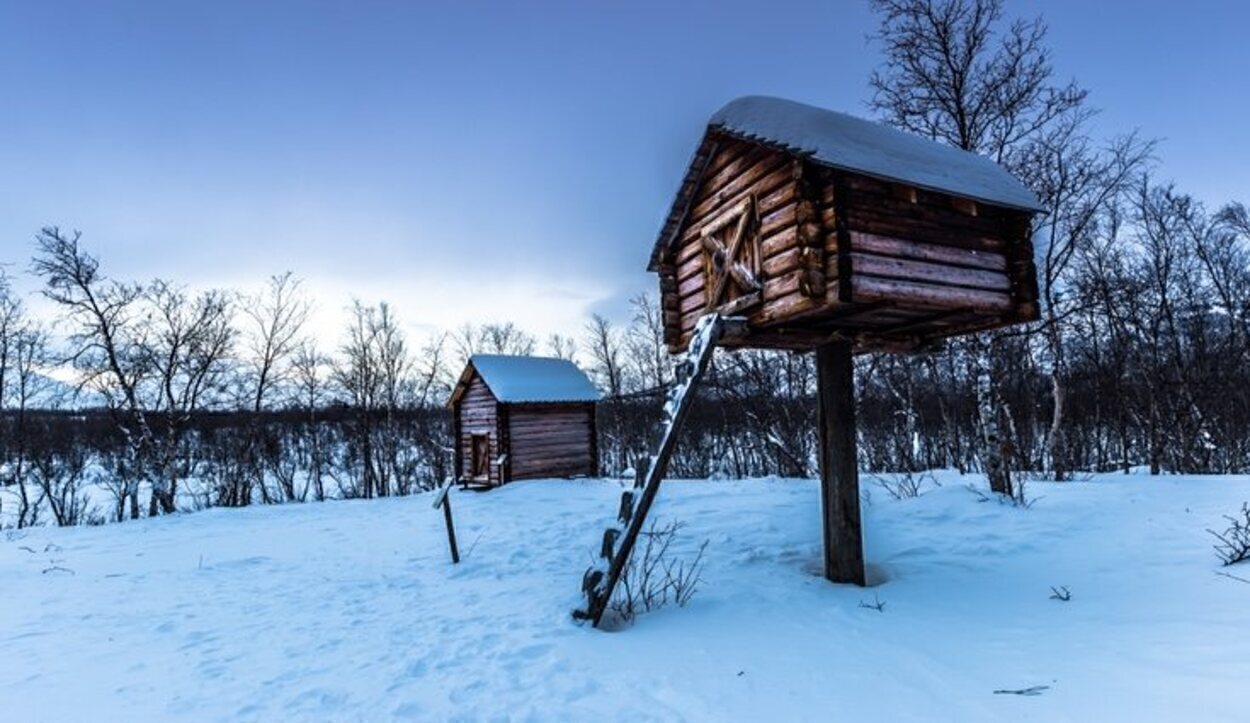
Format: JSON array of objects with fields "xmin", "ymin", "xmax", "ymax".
[
  {"xmin": 507, "ymin": 404, "xmax": 596, "ymax": 480},
  {"xmin": 660, "ymin": 136, "xmax": 1038, "ymax": 351},
  {"xmin": 456, "ymin": 373, "xmax": 500, "ymax": 484},
  {"xmin": 827, "ymin": 174, "xmax": 1027, "ymax": 322},
  {"xmin": 666, "ymin": 137, "xmax": 812, "ymax": 350}
]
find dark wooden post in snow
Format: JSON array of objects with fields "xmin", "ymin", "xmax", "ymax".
[
  {"xmin": 816, "ymin": 340, "xmax": 865, "ymax": 585},
  {"xmin": 432, "ymin": 484, "xmax": 460, "ymax": 564}
]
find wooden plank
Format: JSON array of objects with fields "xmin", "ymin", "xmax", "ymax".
[
  {"xmin": 849, "ymin": 252, "xmax": 1011, "ymax": 291},
  {"xmin": 508, "ymin": 442, "xmax": 592, "ymax": 455},
  {"xmin": 851, "ymin": 275, "xmax": 1012, "ymax": 312},
  {"xmin": 679, "ymin": 288, "xmax": 710, "ymax": 315},
  {"xmin": 762, "ymin": 247, "xmax": 802, "ymax": 278},
  {"xmin": 874, "ymin": 308, "xmax": 973, "ymax": 336},
  {"xmin": 508, "ymin": 439, "xmax": 592, "ymax": 455},
  {"xmin": 751, "ymin": 290, "xmax": 825, "ymax": 326},
  {"xmin": 794, "ymin": 161, "xmax": 827, "ymax": 279},
  {"xmin": 675, "ymin": 166, "xmax": 795, "ymax": 266},
  {"xmin": 891, "ymin": 183, "xmax": 918, "ymax": 203},
  {"xmin": 512, "ymin": 454, "xmax": 596, "ymax": 470},
  {"xmin": 700, "ymin": 197, "xmax": 753, "ymax": 239},
  {"xmin": 511, "ymin": 464, "xmax": 593, "ymax": 481},
  {"xmin": 509, "ymin": 418, "xmax": 592, "ymax": 429},
  {"xmin": 676, "ymin": 266, "xmax": 704, "ymax": 299},
  {"xmin": 676, "ymin": 220, "xmax": 795, "ymax": 286},
  {"xmin": 703, "ymin": 196, "xmax": 758, "ymax": 309},
  {"xmin": 849, "ymin": 231, "xmax": 1006, "ymax": 272},
  {"xmin": 815, "ymin": 340, "xmax": 865, "ymax": 586},
  {"xmin": 950, "ymin": 197, "xmax": 978, "ymax": 216},
  {"xmin": 833, "ymin": 174, "xmax": 853, "ymax": 303},
  {"xmin": 687, "ymin": 154, "xmax": 790, "ymax": 225},
  {"xmin": 696, "ymin": 143, "xmax": 773, "ymax": 202},
  {"xmin": 841, "ymin": 214, "xmax": 1006, "ymax": 253},
  {"xmin": 844, "ymin": 174, "xmax": 1002, "ymax": 227},
  {"xmin": 509, "ymin": 416, "xmax": 592, "ymax": 430},
  {"xmin": 700, "ymin": 136, "xmax": 754, "ymax": 180},
  {"xmin": 759, "ymin": 199, "xmax": 797, "ymax": 239},
  {"xmin": 509, "ymin": 449, "xmax": 592, "ymax": 463},
  {"xmin": 822, "ymin": 180, "xmax": 1012, "ymax": 251}
]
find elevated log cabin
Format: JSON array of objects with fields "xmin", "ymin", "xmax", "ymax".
[
  {"xmin": 651, "ymin": 96, "xmax": 1044, "ymax": 354},
  {"xmin": 449, "ymin": 355, "xmax": 600, "ymax": 488}
]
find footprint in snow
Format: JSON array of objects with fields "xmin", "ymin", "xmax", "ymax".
[{"xmin": 512, "ymin": 643, "xmax": 553, "ymax": 661}]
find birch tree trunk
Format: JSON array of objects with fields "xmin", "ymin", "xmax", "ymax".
[{"xmin": 974, "ymin": 338, "xmax": 1013, "ymax": 496}]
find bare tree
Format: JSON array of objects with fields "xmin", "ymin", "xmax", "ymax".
[
  {"xmin": 145, "ymin": 280, "xmax": 235, "ymax": 514},
  {"xmin": 625, "ymin": 293, "xmax": 670, "ymax": 393},
  {"xmin": 546, "ymin": 333, "xmax": 578, "ymax": 361},
  {"xmin": 868, "ymin": 0, "xmax": 1088, "ymax": 495},
  {"xmin": 0, "ymin": 270, "xmax": 19, "ymax": 419},
  {"xmin": 4, "ymin": 321, "xmax": 51, "ymax": 527},
  {"xmin": 32, "ymin": 228, "xmax": 154, "ymax": 520},
  {"xmin": 333, "ymin": 301, "xmax": 414, "ymax": 498},
  {"xmin": 410, "ymin": 332, "xmax": 453, "ymax": 487},
  {"xmin": 454, "ymin": 321, "xmax": 536, "ymax": 364},
  {"xmin": 1202, "ymin": 204, "xmax": 1250, "ymax": 349},
  {"xmin": 1014, "ymin": 121, "xmax": 1154, "ymax": 478},
  {"xmin": 27, "ymin": 372, "xmax": 89, "ymax": 527},
  {"xmin": 239, "ymin": 272, "xmax": 309, "ymax": 502},
  {"xmin": 869, "ymin": 0, "xmax": 1085, "ymax": 163},
  {"xmin": 292, "ymin": 340, "xmax": 330, "ymax": 501},
  {"xmin": 241, "ymin": 272, "xmax": 309, "ymax": 415},
  {"xmin": 584, "ymin": 313, "xmax": 625, "ymax": 397},
  {"xmin": 0, "ymin": 270, "xmax": 21, "ymax": 499}
]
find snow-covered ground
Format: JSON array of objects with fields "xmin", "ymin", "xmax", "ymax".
[{"xmin": 3, "ymin": 471, "xmax": 1248, "ymax": 721}]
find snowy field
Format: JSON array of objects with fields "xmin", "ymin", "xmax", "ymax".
[{"xmin": 3, "ymin": 471, "xmax": 1249, "ymax": 722}]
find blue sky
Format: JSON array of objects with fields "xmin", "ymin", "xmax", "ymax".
[{"xmin": 2, "ymin": 0, "xmax": 1247, "ymax": 343}]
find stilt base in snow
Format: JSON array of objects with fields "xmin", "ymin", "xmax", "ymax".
[{"xmin": 816, "ymin": 340, "xmax": 866, "ymax": 586}]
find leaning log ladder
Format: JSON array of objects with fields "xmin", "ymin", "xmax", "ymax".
[{"xmin": 574, "ymin": 313, "xmax": 727, "ymax": 627}]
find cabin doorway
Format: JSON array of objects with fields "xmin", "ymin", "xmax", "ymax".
[{"xmin": 470, "ymin": 434, "xmax": 490, "ymax": 479}]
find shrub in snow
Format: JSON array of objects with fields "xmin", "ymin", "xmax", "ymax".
[
  {"xmin": 607, "ymin": 519, "xmax": 708, "ymax": 626},
  {"xmin": 870, "ymin": 470, "xmax": 938, "ymax": 500},
  {"xmin": 858, "ymin": 594, "xmax": 886, "ymax": 612},
  {"xmin": 965, "ymin": 476, "xmax": 1037, "ymax": 509},
  {"xmin": 1209, "ymin": 502, "xmax": 1250, "ymax": 567}
]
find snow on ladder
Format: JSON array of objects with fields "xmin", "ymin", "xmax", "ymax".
[{"xmin": 573, "ymin": 313, "xmax": 728, "ymax": 627}]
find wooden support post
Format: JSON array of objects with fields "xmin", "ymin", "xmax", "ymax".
[
  {"xmin": 432, "ymin": 484, "xmax": 460, "ymax": 564},
  {"xmin": 816, "ymin": 340, "xmax": 866, "ymax": 586}
]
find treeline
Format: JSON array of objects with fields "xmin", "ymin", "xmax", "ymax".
[
  {"xmin": 2, "ymin": 179, "xmax": 1249, "ymax": 529},
  {"xmin": 1, "ymin": 233, "xmax": 461, "ymax": 527}
]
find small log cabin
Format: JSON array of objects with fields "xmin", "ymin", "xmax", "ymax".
[
  {"xmin": 448, "ymin": 355, "xmax": 601, "ymax": 488},
  {"xmin": 650, "ymin": 95, "xmax": 1044, "ymax": 353}
]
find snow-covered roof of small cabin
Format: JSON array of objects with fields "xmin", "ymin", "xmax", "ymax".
[
  {"xmin": 649, "ymin": 95, "xmax": 1044, "ymax": 269},
  {"xmin": 451, "ymin": 355, "xmax": 600, "ymax": 406}
]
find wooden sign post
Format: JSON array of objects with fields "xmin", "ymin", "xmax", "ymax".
[{"xmin": 432, "ymin": 482, "xmax": 460, "ymax": 564}]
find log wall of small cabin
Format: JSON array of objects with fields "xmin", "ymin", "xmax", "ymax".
[
  {"xmin": 456, "ymin": 373, "xmax": 501, "ymax": 484},
  {"xmin": 827, "ymin": 173, "xmax": 1036, "ymax": 326},
  {"xmin": 665, "ymin": 138, "xmax": 818, "ymax": 351},
  {"xmin": 507, "ymin": 404, "xmax": 596, "ymax": 480},
  {"xmin": 661, "ymin": 138, "xmax": 1036, "ymax": 350}
]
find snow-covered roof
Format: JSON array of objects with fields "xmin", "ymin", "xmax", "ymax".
[
  {"xmin": 649, "ymin": 95, "xmax": 1043, "ymax": 269},
  {"xmin": 452, "ymin": 355, "xmax": 600, "ymax": 405},
  {"xmin": 712, "ymin": 96, "xmax": 1044, "ymax": 212}
]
